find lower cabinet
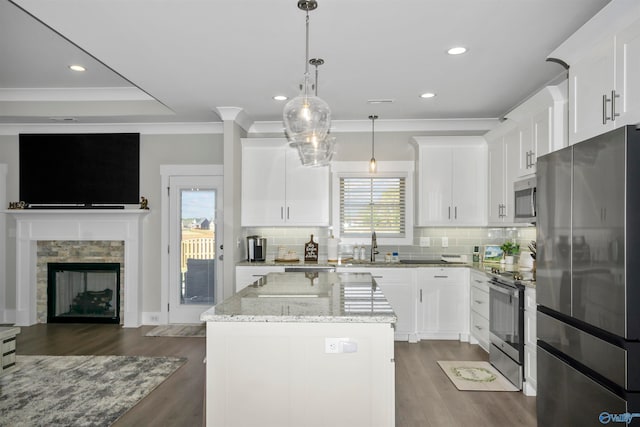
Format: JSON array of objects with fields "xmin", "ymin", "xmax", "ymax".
[
  {"xmin": 524, "ymin": 287, "xmax": 537, "ymax": 396},
  {"xmin": 469, "ymin": 270, "xmax": 491, "ymax": 352},
  {"xmin": 337, "ymin": 267, "xmax": 417, "ymax": 342},
  {"xmin": 235, "ymin": 266, "xmax": 284, "ymax": 292},
  {"xmin": 238, "ymin": 265, "xmax": 472, "ymax": 343},
  {"xmin": 416, "ymin": 268, "xmax": 470, "ymax": 341}
]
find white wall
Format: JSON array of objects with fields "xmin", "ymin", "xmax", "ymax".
[{"xmin": 0, "ymin": 132, "xmax": 224, "ymax": 318}]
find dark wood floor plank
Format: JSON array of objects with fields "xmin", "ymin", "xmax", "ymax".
[{"xmin": 15, "ymin": 326, "xmax": 536, "ymax": 426}]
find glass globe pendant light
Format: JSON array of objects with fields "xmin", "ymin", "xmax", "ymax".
[
  {"xmin": 292, "ymin": 58, "xmax": 335, "ymax": 167},
  {"xmin": 283, "ymin": 0, "xmax": 332, "ymax": 164}
]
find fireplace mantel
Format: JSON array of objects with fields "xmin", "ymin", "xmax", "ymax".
[{"xmin": 7, "ymin": 209, "xmax": 149, "ymax": 327}]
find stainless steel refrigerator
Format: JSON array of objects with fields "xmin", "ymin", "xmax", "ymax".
[{"xmin": 537, "ymin": 125, "xmax": 640, "ymax": 426}]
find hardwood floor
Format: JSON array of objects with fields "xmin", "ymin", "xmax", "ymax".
[{"xmin": 14, "ymin": 325, "xmax": 536, "ymax": 427}]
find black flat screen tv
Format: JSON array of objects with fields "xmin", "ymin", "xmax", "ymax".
[{"xmin": 19, "ymin": 133, "xmax": 140, "ymax": 207}]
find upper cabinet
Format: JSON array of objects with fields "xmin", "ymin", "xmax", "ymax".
[
  {"xmin": 504, "ymin": 84, "xmax": 567, "ymax": 177},
  {"xmin": 548, "ymin": 1, "xmax": 640, "ymax": 145},
  {"xmin": 485, "ymin": 124, "xmax": 520, "ymax": 224},
  {"xmin": 411, "ymin": 137, "xmax": 487, "ymax": 226},
  {"xmin": 241, "ymin": 138, "xmax": 330, "ymax": 227},
  {"xmin": 484, "ymin": 84, "xmax": 567, "ymax": 226}
]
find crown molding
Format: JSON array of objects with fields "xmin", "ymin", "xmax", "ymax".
[
  {"xmin": 249, "ymin": 118, "xmax": 499, "ymax": 135},
  {"xmin": 0, "ymin": 122, "xmax": 224, "ymax": 136},
  {"xmin": 0, "ymin": 87, "xmax": 153, "ymax": 102}
]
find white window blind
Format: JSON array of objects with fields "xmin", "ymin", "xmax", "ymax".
[{"xmin": 339, "ymin": 177, "xmax": 406, "ymax": 237}]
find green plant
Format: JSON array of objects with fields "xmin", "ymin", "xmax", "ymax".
[{"xmin": 500, "ymin": 241, "xmax": 520, "ymax": 256}]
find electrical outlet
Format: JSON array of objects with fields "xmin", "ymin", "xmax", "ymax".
[
  {"xmin": 325, "ymin": 338, "xmax": 341, "ymax": 353},
  {"xmin": 442, "ymin": 237, "xmax": 449, "ymax": 248},
  {"xmin": 150, "ymin": 314, "xmax": 159, "ymax": 322},
  {"xmin": 420, "ymin": 237, "xmax": 431, "ymax": 247}
]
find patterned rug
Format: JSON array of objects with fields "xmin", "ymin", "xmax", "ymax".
[
  {"xmin": 145, "ymin": 324, "xmax": 205, "ymax": 337},
  {"xmin": 437, "ymin": 360, "xmax": 519, "ymax": 391},
  {"xmin": 0, "ymin": 355, "xmax": 186, "ymax": 426}
]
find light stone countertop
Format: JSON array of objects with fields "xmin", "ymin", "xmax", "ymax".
[
  {"xmin": 236, "ymin": 260, "xmax": 537, "ymax": 288},
  {"xmin": 201, "ymin": 272, "xmax": 397, "ymax": 323}
]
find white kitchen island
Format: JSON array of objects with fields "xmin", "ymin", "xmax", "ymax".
[{"xmin": 201, "ymin": 272, "xmax": 397, "ymax": 427}]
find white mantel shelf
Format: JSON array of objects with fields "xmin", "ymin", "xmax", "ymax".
[{"xmin": 7, "ymin": 209, "xmax": 150, "ymax": 328}]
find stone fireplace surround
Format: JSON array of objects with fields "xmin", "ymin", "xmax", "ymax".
[{"xmin": 8, "ymin": 209, "xmax": 148, "ymax": 328}]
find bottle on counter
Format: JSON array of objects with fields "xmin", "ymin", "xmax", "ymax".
[
  {"xmin": 359, "ymin": 245, "xmax": 366, "ymax": 260},
  {"xmin": 353, "ymin": 245, "xmax": 360, "ymax": 261},
  {"xmin": 385, "ymin": 253, "xmax": 392, "ymax": 263},
  {"xmin": 392, "ymin": 252, "xmax": 399, "ymax": 262}
]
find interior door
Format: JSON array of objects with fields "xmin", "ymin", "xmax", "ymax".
[{"xmin": 168, "ymin": 175, "xmax": 223, "ymax": 324}]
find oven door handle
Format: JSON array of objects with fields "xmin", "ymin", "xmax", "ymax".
[{"xmin": 489, "ymin": 282, "xmax": 517, "ymax": 297}]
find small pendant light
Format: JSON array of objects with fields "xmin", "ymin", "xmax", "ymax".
[{"xmin": 369, "ymin": 115, "xmax": 378, "ymax": 173}]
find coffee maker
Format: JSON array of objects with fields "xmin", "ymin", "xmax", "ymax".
[{"xmin": 246, "ymin": 236, "xmax": 267, "ymax": 262}]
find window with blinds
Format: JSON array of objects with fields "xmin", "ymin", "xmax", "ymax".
[{"xmin": 339, "ymin": 177, "xmax": 406, "ymax": 238}]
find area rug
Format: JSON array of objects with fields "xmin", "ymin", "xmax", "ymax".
[
  {"xmin": 0, "ymin": 354, "xmax": 186, "ymax": 426},
  {"xmin": 437, "ymin": 360, "xmax": 519, "ymax": 392},
  {"xmin": 145, "ymin": 324, "xmax": 205, "ymax": 337}
]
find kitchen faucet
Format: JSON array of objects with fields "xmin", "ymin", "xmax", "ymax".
[{"xmin": 370, "ymin": 231, "xmax": 379, "ymax": 262}]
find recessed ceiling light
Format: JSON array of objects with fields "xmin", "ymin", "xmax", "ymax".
[
  {"xmin": 273, "ymin": 95, "xmax": 288, "ymax": 101},
  {"xmin": 447, "ymin": 47, "xmax": 467, "ymax": 55},
  {"xmin": 420, "ymin": 92, "xmax": 436, "ymax": 99},
  {"xmin": 69, "ymin": 64, "xmax": 86, "ymax": 72}
]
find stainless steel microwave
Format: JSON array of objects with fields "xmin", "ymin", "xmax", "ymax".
[{"xmin": 514, "ymin": 177, "xmax": 536, "ymax": 223}]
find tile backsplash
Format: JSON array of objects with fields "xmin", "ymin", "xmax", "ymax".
[{"xmin": 242, "ymin": 226, "xmax": 536, "ymax": 262}]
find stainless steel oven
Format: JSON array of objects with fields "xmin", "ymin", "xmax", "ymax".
[
  {"xmin": 514, "ymin": 176, "xmax": 536, "ymax": 223},
  {"xmin": 489, "ymin": 275, "xmax": 525, "ymax": 389}
]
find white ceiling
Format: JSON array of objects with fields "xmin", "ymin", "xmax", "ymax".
[{"xmin": 0, "ymin": 0, "xmax": 611, "ymax": 130}]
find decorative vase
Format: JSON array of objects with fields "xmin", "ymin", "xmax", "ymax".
[{"xmin": 505, "ymin": 255, "xmax": 514, "ymax": 265}]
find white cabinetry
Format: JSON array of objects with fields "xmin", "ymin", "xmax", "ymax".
[
  {"xmin": 235, "ymin": 266, "xmax": 284, "ymax": 292},
  {"xmin": 486, "ymin": 125, "xmax": 519, "ymax": 224},
  {"xmin": 469, "ymin": 270, "xmax": 490, "ymax": 352},
  {"xmin": 241, "ymin": 138, "xmax": 329, "ymax": 226},
  {"xmin": 506, "ymin": 85, "xmax": 566, "ymax": 176},
  {"xmin": 337, "ymin": 267, "xmax": 416, "ymax": 342},
  {"xmin": 524, "ymin": 287, "xmax": 537, "ymax": 396},
  {"xmin": 485, "ymin": 84, "xmax": 565, "ymax": 225},
  {"xmin": 411, "ymin": 137, "xmax": 487, "ymax": 226},
  {"xmin": 548, "ymin": 2, "xmax": 640, "ymax": 145},
  {"xmin": 416, "ymin": 267, "xmax": 470, "ymax": 341}
]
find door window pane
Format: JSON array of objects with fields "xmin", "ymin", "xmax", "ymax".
[{"xmin": 180, "ymin": 189, "xmax": 216, "ymax": 305}]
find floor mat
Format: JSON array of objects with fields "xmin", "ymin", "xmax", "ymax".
[{"xmin": 437, "ymin": 360, "xmax": 519, "ymax": 391}]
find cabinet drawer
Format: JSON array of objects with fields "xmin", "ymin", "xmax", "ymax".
[
  {"xmin": 2, "ymin": 337, "xmax": 16, "ymax": 354},
  {"xmin": 471, "ymin": 286, "xmax": 489, "ymax": 319},
  {"xmin": 525, "ymin": 287, "xmax": 536, "ymax": 311},
  {"xmin": 525, "ymin": 309, "xmax": 537, "ymax": 347},
  {"xmin": 2, "ymin": 352, "xmax": 16, "ymax": 368},
  {"xmin": 525, "ymin": 344, "xmax": 537, "ymax": 386},
  {"xmin": 471, "ymin": 311, "xmax": 490, "ymax": 351},
  {"xmin": 369, "ymin": 269, "xmax": 415, "ymax": 284}
]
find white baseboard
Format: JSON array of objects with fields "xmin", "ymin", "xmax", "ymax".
[{"xmin": 141, "ymin": 312, "xmax": 163, "ymax": 325}]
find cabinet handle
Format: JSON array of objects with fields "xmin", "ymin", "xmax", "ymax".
[
  {"xmin": 448, "ymin": 206, "xmax": 451, "ymax": 219},
  {"xmin": 475, "ymin": 325, "xmax": 483, "ymax": 330},
  {"xmin": 611, "ymin": 90, "xmax": 620, "ymax": 121},
  {"xmin": 455, "ymin": 206, "xmax": 457, "ymax": 219},
  {"xmin": 252, "ymin": 274, "xmax": 266, "ymax": 277},
  {"xmin": 603, "ymin": 94, "xmax": 611, "ymax": 124},
  {"xmin": 526, "ymin": 151, "xmax": 530, "ymax": 168},
  {"xmin": 281, "ymin": 206, "xmax": 284, "ymax": 220},
  {"xmin": 474, "ymin": 300, "xmax": 484, "ymax": 304},
  {"xmin": 372, "ymin": 276, "xmax": 383, "ymax": 278},
  {"xmin": 434, "ymin": 275, "xmax": 448, "ymax": 279},
  {"xmin": 474, "ymin": 279, "xmax": 483, "ymax": 283},
  {"xmin": 419, "ymin": 289, "xmax": 422, "ymax": 303}
]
